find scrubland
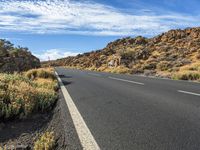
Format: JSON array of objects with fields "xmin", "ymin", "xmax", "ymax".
[{"xmin": 0, "ymin": 68, "xmax": 58, "ymax": 149}]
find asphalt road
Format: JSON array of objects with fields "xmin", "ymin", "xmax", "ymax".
[{"xmin": 55, "ymin": 67, "xmax": 200, "ymax": 150}]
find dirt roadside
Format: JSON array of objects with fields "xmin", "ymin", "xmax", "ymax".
[{"xmin": 0, "ymin": 89, "xmax": 81, "ymax": 150}]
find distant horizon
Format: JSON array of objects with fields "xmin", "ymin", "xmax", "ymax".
[{"xmin": 0, "ymin": 0, "xmax": 200, "ymax": 61}]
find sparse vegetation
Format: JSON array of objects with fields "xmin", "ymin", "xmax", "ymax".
[
  {"xmin": 106, "ymin": 66, "xmax": 131, "ymax": 74},
  {"xmin": 0, "ymin": 68, "xmax": 58, "ymax": 120},
  {"xmin": 0, "ymin": 39, "xmax": 40, "ymax": 73},
  {"xmin": 42, "ymin": 27, "xmax": 200, "ymax": 82},
  {"xmin": 25, "ymin": 68, "xmax": 56, "ymax": 80},
  {"xmin": 172, "ymin": 62, "xmax": 200, "ymax": 81},
  {"xmin": 173, "ymin": 71, "xmax": 200, "ymax": 81},
  {"xmin": 156, "ymin": 61, "xmax": 172, "ymax": 71},
  {"xmin": 34, "ymin": 131, "xmax": 55, "ymax": 150}
]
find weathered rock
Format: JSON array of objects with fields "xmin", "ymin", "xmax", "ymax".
[
  {"xmin": 0, "ymin": 39, "xmax": 40, "ymax": 73},
  {"xmin": 42, "ymin": 27, "xmax": 200, "ymax": 77}
]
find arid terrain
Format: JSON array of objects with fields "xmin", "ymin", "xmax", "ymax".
[
  {"xmin": 1, "ymin": 0, "xmax": 200, "ymax": 149},
  {"xmin": 0, "ymin": 27, "xmax": 200, "ymax": 150},
  {"xmin": 43, "ymin": 27, "xmax": 200, "ymax": 81},
  {"xmin": 0, "ymin": 40, "xmax": 66, "ymax": 149}
]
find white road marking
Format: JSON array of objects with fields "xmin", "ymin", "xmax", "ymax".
[
  {"xmin": 123, "ymin": 73, "xmax": 200, "ymax": 84},
  {"xmin": 55, "ymin": 71, "xmax": 100, "ymax": 150},
  {"xmin": 108, "ymin": 76, "xmax": 144, "ymax": 85},
  {"xmin": 88, "ymin": 73, "xmax": 101, "ymax": 77},
  {"xmin": 178, "ymin": 90, "xmax": 200, "ymax": 97}
]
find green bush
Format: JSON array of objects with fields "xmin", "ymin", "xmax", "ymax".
[
  {"xmin": 36, "ymin": 88, "xmax": 58, "ymax": 112},
  {"xmin": 0, "ymin": 69, "xmax": 58, "ymax": 120}
]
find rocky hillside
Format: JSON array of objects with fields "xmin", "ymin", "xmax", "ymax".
[
  {"xmin": 0, "ymin": 39, "xmax": 40, "ymax": 73},
  {"xmin": 42, "ymin": 27, "xmax": 200, "ymax": 81}
]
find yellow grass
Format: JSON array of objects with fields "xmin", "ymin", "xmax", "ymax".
[
  {"xmin": 179, "ymin": 62, "xmax": 200, "ymax": 72},
  {"xmin": 172, "ymin": 71, "xmax": 200, "ymax": 81},
  {"xmin": 34, "ymin": 131, "xmax": 55, "ymax": 150},
  {"xmin": 0, "ymin": 68, "xmax": 58, "ymax": 120},
  {"xmin": 103, "ymin": 66, "xmax": 131, "ymax": 74}
]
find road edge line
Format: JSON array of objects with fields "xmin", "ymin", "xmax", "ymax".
[{"xmin": 55, "ymin": 71, "xmax": 100, "ymax": 150}]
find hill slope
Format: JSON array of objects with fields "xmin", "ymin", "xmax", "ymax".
[
  {"xmin": 43, "ymin": 27, "xmax": 200, "ymax": 81},
  {"xmin": 0, "ymin": 39, "xmax": 40, "ymax": 73}
]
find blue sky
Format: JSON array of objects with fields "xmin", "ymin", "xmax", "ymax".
[{"xmin": 0, "ymin": 0, "xmax": 200, "ymax": 61}]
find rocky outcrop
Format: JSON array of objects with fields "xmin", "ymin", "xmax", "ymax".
[
  {"xmin": 0, "ymin": 39, "xmax": 40, "ymax": 73},
  {"xmin": 42, "ymin": 27, "xmax": 200, "ymax": 79}
]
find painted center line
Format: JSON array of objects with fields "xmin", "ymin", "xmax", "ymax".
[
  {"xmin": 108, "ymin": 76, "xmax": 145, "ymax": 85},
  {"xmin": 178, "ymin": 90, "xmax": 200, "ymax": 97},
  {"xmin": 55, "ymin": 72, "xmax": 100, "ymax": 150},
  {"xmin": 88, "ymin": 73, "xmax": 101, "ymax": 77}
]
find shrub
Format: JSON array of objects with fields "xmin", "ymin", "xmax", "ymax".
[
  {"xmin": 25, "ymin": 69, "xmax": 37, "ymax": 79},
  {"xmin": 0, "ymin": 68, "xmax": 58, "ymax": 120},
  {"xmin": 110, "ymin": 66, "xmax": 131, "ymax": 74},
  {"xmin": 35, "ymin": 88, "xmax": 58, "ymax": 112},
  {"xmin": 25, "ymin": 68, "xmax": 56, "ymax": 80},
  {"xmin": 34, "ymin": 132, "xmax": 55, "ymax": 150},
  {"xmin": 142, "ymin": 63, "xmax": 157, "ymax": 70},
  {"xmin": 157, "ymin": 61, "xmax": 172, "ymax": 71},
  {"xmin": 179, "ymin": 62, "xmax": 200, "ymax": 72},
  {"xmin": 173, "ymin": 71, "xmax": 200, "ymax": 80}
]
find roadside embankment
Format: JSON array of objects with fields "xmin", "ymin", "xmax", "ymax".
[{"xmin": 0, "ymin": 68, "xmax": 71, "ymax": 149}]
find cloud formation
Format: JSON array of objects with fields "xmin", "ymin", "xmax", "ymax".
[
  {"xmin": 0, "ymin": 0, "xmax": 199, "ymax": 36},
  {"xmin": 34, "ymin": 49, "xmax": 80, "ymax": 61}
]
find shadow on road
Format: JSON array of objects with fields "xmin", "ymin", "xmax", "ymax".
[
  {"xmin": 62, "ymin": 81, "xmax": 72, "ymax": 86},
  {"xmin": 59, "ymin": 75, "xmax": 72, "ymax": 78}
]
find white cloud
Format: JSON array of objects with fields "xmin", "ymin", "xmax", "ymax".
[
  {"xmin": 34, "ymin": 49, "xmax": 80, "ymax": 61},
  {"xmin": 0, "ymin": 0, "xmax": 199, "ymax": 36},
  {"xmin": 0, "ymin": 36, "xmax": 22, "ymax": 41}
]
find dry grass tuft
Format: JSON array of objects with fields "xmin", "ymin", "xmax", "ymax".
[
  {"xmin": 98, "ymin": 65, "xmax": 131, "ymax": 74},
  {"xmin": 34, "ymin": 131, "xmax": 55, "ymax": 150},
  {"xmin": 0, "ymin": 68, "xmax": 58, "ymax": 120},
  {"xmin": 25, "ymin": 68, "xmax": 56, "ymax": 80},
  {"xmin": 173, "ymin": 71, "xmax": 200, "ymax": 81},
  {"xmin": 172, "ymin": 62, "xmax": 200, "ymax": 81}
]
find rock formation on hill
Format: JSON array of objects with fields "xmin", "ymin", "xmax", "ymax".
[
  {"xmin": 0, "ymin": 39, "xmax": 40, "ymax": 73},
  {"xmin": 42, "ymin": 27, "xmax": 200, "ymax": 81}
]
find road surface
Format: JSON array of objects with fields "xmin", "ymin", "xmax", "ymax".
[{"xmin": 55, "ymin": 67, "xmax": 200, "ymax": 150}]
